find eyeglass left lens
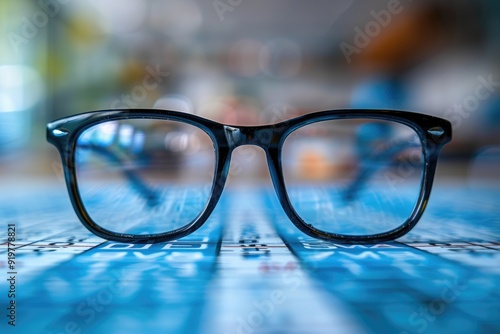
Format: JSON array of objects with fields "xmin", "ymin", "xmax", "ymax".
[
  {"xmin": 74, "ymin": 118, "xmax": 216, "ymax": 235},
  {"xmin": 281, "ymin": 118, "xmax": 424, "ymax": 237}
]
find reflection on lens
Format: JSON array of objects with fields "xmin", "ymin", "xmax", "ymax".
[
  {"xmin": 75, "ymin": 119, "xmax": 215, "ymax": 235},
  {"xmin": 282, "ymin": 119, "xmax": 424, "ymax": 236}
]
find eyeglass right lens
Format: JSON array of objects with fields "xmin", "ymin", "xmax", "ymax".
[
  {"xmin": 281, "ymin": 118, "xmax": 424, "ymax": 236},
  {"xmin": 74, "ymin": 118, "xmax": 216, "ymax": 235}
]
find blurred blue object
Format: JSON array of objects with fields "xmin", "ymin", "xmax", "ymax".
[{"xmin": 351, "ymin": 76, "xmax": 407, "ymax": 110}]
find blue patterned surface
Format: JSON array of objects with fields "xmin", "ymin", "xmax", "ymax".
[{"xmin": 0, "ymin": 184, "xmax": 499, "ymax": 333}]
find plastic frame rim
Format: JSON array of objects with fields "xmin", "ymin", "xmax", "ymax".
[{"xmin": 47, "ymin": 108, "xmax": 452, "ymax": 244}]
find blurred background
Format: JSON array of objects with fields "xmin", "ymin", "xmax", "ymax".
[{"xmin": 0, "ymin": 0, "xmax": 499, "ymax": 186}]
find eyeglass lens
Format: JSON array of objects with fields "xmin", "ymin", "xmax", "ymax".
[
  {"xmin": 75, "ymin": 119, "xmax": 216, "ymax": 235},
  {"xmin": 282, "ymin": 119, "xmax": 424, "ymax": 236}
]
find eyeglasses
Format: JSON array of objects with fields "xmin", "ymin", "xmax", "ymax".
[{"xmin": 47, "ymin": 109, "xmax": 451, "ymax": 244}]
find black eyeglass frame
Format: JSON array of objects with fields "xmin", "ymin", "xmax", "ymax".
[{"xmin": 47, "ymin": 109, "xmax": 451, "ymax": 244}]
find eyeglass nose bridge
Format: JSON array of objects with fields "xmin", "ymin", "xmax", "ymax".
[{"xmin": 224, "ymin": 125, "xmax": 277, "ymax": 149}]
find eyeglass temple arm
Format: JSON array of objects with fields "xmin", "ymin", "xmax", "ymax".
[
  {"xmin": 78, "ymin": 143, "xmax": 161, "ymax": 207},
  {"xmin": 342, "ymin": 138, "xmax": 421, "ymax": 201}
]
